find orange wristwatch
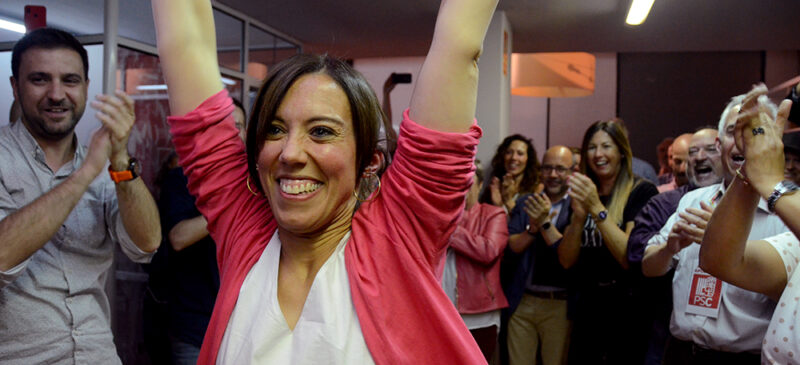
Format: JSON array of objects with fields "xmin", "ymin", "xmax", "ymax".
[{"xmin": 108, "ymin": 158, "xmax": 140, "ymax": 183}]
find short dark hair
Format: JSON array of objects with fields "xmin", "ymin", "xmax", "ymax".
[
  {"xmin": 245, "ymin": 54, "xmax": 386, "ymax": 193},
  {"xmin": 11, "ymin": 28, "xmax": 88, "ymax": 81}
]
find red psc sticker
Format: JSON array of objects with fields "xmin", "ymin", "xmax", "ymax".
[{"xmin": 686, "ymin": 267, "xmax": 723, "ymax": 318}]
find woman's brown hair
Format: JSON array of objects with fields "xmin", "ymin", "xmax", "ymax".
[
  {"xmin": 579, "ymin": 120, "xmax": 635, "ymax": 225},
  {"xmin": 245, "ymin": 54, "xmax": 393, "ymax": 195}
]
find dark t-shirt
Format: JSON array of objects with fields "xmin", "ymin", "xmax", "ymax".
[
  {"xmin": 571, "ymin": 178, "xmax": 658, "ymax": 289},
  {"xmin": 159, "ymin": 167, "xmax": 220, "ymax": 346}
]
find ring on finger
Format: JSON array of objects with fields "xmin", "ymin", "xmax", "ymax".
[{"xmin": 752, "ymin": 127, "xmax": 765, "ymax": 136}]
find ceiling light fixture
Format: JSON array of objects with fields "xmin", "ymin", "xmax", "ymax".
[
  {"xmin": 511, "ymin": 52, "xmax": 595, "ymax": 98},
  {"xmin": 626, "ymin": 0, "xmax": 655, "ymax": 26},
  {"xmin": 0, "ymin": 18, "xmax": 26, "ymax": 34}
]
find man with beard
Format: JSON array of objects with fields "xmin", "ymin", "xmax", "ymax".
[
  {"xmin": 627, "ymin": 127, "xmax": 722, "ymax": 365},
  {"xmin": 658, "ymin": 133, "xmax": 692, "ymax": 192},
  {"xmin": 641, "ymin": 95, "xmax": 788, "ymax": 364},
  {"xmin": 503, "ymin": 145, "xmax": 573, "ymax": 365},
  {"xmin": 0, "ymin": 28, "xmax": 160, "ymax": 364}
]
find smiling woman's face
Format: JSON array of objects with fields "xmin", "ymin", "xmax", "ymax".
[
  {"xmin": 257, "ymin": 72, "xmax": 358, "ymax": 234},
  {"xmin": 586, "ymin": 130, "xmax": 621, "ymax": 183},
  {"xmin": 504, "ymin": 140, "xmax": 528, "ymax": 177}
]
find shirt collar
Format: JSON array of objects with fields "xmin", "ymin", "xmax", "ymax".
[
  {"xmin": 10, "ymin": 120, "xmax": 84, "ymax": 173},
  {"xmin": 712, "ymin": 181, "xmax": 770, "ymax": 213}
]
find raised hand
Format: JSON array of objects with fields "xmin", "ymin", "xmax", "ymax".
[
  {"xmin": 501, "ymin": 173, "xmax": 518, "ymax": 204},
  {"xmin": 90, "ymin": 90, "xmax": 136, "ymax": 167},
  {"xmin": 566, "ymin": 172, "xmax": 602, "ymax": 214},
  {"xmin": 569, "ymin": 189, "xmax": 587, "ymax": 219},
  {"xmin": 523, "ymin": 193, "xmax": 552, "ymax": 228},
  {"xmin": 666, "ymin": 201, "xmax": 713, "ymax": 253},
  {"xmin": 489, "ymin": 176, "xmax": 503, "ymax": 206},
  {"xmin": 81, "ymin": 127, "xmax": 112, "ymax": 178},
  {"xmin": 734, "ymin": 85, "xmax": 791, "ymax": 189}
]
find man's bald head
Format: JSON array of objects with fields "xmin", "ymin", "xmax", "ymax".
[
  {"xmin": 541, "ymin": 146, "xmax": 573, "ymax": 199},
  {"xmin": 671, "ymin": 133, "xmax": 692, "ymax": 187},
  {"xmin": 687, "ymin": 128, "xmax": 722, "ymax": 187}
]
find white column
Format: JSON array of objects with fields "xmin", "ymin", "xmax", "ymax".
[
  {"xmin": 475, "ymin": 11, "xmax": 512, "ymax": 167},
  {"xmin": 103, "ymin": 0, "xmax": 118, "ymax": 93}
]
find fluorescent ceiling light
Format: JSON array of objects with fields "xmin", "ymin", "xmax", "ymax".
[
  {"xmin": 137, "ymin": 77, "xmax": 235, "ymax": 91},
  {"xmin": 626, "ymin": 0, "xmax": 655, "ymax": 25},
  {"xmin": 137, "ymin": 84, "xmax": 168, "ymax": 91},
  {"xmin": 0, "ymin": 18, "xmax": 25, "ymax": 34}
]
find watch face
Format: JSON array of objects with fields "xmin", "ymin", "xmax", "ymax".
[
  {"xmin": 129, "ymin": 158, "xmax": 141, "ymax": 177},
  {"xmin": 598, "ymin": 211, "xmax": 607, "ymax": 220}
]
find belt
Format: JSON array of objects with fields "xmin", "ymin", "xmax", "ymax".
[
  {"xmin": 668, "ymin": 337, "xmax": 761, "ymax": 364},
  {"xmin": 525, "ymin": 290, "xmax": 569, "ymax": 300}
]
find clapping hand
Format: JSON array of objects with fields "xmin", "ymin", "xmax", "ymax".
[
  {"xmin": 90, "ymin": 90, "xmax": 137, "ymax": 168},
  {"xmin": 734, "ymin": 84, "xmax": 793, "ymax": 191},
  {"xmin": 489, "ymin": 177, "xmax": 503, "ymax": 206},
  {"xmin": 567, "ymin": 172, "xmax": 602, "ymax": 216},
  {"xmin": 523, "ymin": 193, "xmax": 553, "ymax": 230},
  {"xmin": 666, "ymin": 201, "xmax": 713, "ymax": 253}
]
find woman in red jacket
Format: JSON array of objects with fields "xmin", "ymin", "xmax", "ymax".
[
  {"xmin": 151, "ymin": 0, "xmax": 498, "ymax": 364},
  {"xmin": 442, "ymin": 164, "xmax": 509, "ymax": 361}
]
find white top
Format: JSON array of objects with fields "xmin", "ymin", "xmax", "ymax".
[
  {"xmin": 763, "ymin": 232, "xmax": 800, "ymax": 364},
  {"xmin": 647, "ymin": 183, "xmax": 789, "ymax": 352},
  {"xmin": 216, "ymin": 231, "xmax": 374, "ymax": 364},
  {"xmin": 442, "ymin": 249, "xmax": 501, "ymax": 331}
]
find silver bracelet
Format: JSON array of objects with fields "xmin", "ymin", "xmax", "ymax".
[{"xmin": 767, "ymin": 180, "xmax": 799, "ymax": 213}]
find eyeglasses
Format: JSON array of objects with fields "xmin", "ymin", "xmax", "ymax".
[{"xmin": 542, "ymin": 165, "xmax": 570, "ymax": 174}]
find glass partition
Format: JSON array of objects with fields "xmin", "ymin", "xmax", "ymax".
[
  {"xmin": 247, "ymin": 24, "xmax": 301, "ymax": 80},
  {"xmin": 215, "ymin": 8, "xmax": 244, "ymax": 72}
]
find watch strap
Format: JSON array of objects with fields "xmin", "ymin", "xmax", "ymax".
[
  {"xmin": 591, "ymin": 210, "xmax": 608, "ymax": 223},
  {"xmin": 108, "ymin": 158, "xmax": 139, "ymax": 183},
  {"xmin": 767, "ymin": 180, "xmax": 799, "ymax": 213}
]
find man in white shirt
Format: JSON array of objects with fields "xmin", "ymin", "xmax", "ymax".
[
  {"xmin": 642, "ymin": 94, "xmax": 788, "ymax": 364},
  {"xmin": 0, "ymin": 28, "xmax": 160, "ymax": 364}
]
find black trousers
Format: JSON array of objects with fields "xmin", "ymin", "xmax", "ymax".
[{"xmin": 662, "ymin": 336, "xmax": 761, "ymax": 365}]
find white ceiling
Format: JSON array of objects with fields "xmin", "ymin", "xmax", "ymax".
[{"xmin": 0, "ymin": 0, "xmax": 798, "ymax": 58}]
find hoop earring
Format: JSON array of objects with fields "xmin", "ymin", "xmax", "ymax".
[
  {"xmin": 353, "ymin": 172, "xmax": 381, "ymax": 203},
  {"xmin": 246, "ymin": 176, "xmax": 262, "ymax": 197}
]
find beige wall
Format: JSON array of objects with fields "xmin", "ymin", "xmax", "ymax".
[
  {"xmin": 509, "ymin": 53, "xmax": 617, "ymax": 161},
  {"xmin": 354, "ymin": 50, "xmax": 798, "ymax": 165}
]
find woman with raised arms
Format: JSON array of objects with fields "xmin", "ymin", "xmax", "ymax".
[{"xmin": 151, "ymin": 0, "xmax": 497, "ymax": 363}]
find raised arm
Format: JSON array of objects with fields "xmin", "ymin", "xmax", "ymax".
[
  {"xmin": 699, "ymin": 178, "xmax": 786, "ymax": 300},
  {"xmin": 698, "ymin": 85, "xmax": 792, "ymax": 300},
  {"xmin": 558, "ymin": 198, "xmax": 586, "ymax": 269},
  {"xmin": 152, "ymin": 0, "xmax": 223, "ymax": 116},
  {"xmin": 408, "ymin": 0, "xmax": 498, "ymax": 133},
  {"xmin": 169, "ymin": 216, "xmax": 209, "ymax": 252}
]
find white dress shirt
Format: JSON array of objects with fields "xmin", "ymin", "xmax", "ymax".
[{"xmin": 647, "ymin": 183, "xmax": 788, "ymax": 353}]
